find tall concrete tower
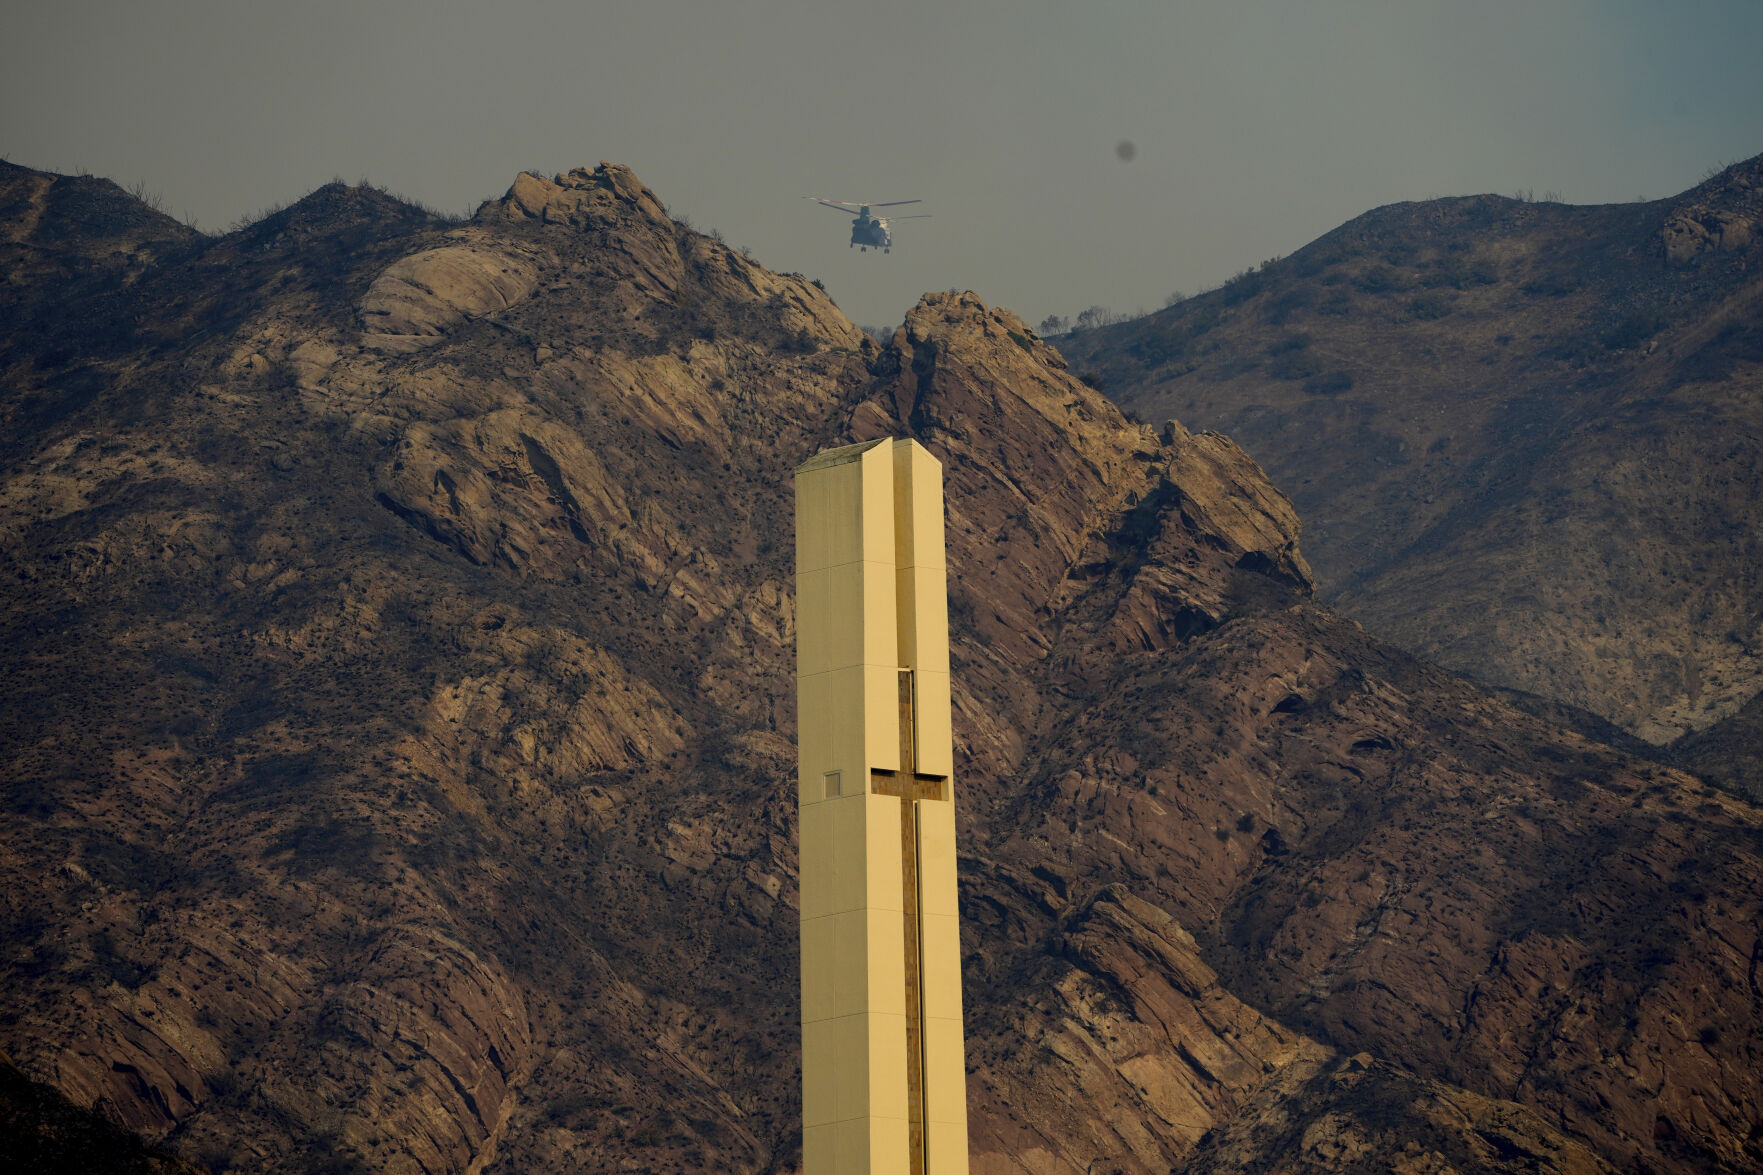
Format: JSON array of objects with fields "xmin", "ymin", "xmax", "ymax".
[{"xmin": 795, "ymin": 438, "xmax": 969, "ymax": 1175}]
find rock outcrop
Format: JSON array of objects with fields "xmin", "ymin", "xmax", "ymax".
[
  {"xmin": 1661, "ymin": 160, "xmax": 1761, "ymax": 263},
  {"xmin": 359, "ymin": 242, "xmax": 542, "ymax": 351},
  {"xmin": 969, "ymin": 887, "xmax": 1328, "ymax": 1173}
]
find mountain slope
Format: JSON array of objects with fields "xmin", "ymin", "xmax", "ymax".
[
  {"xmin": 0, "ymin": 162, "xmax": 1759, "ymax": 1175},
  {"xmin": 0, "ymin": 1049, "xmax": 208, "ymax": 1175},
  {"xmin": 1060, "ymin": 154, "xmax": 1763, "ymax": 748}
]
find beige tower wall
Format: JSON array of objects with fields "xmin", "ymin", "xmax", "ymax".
[
  {"xmin": 891, "ymin": 441, "xmax": 954, "ymax": 780},
  {"xmin": 916, "ymin": 796, "xmax": 967, "ymax": 1168},
  {"xmin": 796, "ymin": 438, "xmax": 969, "ymax": 1175}
]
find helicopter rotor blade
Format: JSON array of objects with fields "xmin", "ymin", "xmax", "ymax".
[
  {"xmin": 805, "ymin": 197, "xmax": 861, "ymax": 215},
  {"xmin": 865, "ymin": 200, "xmax": 922, "ymax": 208}
]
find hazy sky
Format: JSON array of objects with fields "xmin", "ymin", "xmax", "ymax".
[{"xmin": 5, "ymin": 1, "xmax": 1762, "ymax": 329}]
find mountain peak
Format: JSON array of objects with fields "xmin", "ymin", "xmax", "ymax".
[{"xmin": 477, "ymin": 162, "xmax": 670, "ymax": 230}]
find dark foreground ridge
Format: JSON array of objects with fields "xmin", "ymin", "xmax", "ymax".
[
  {"xmin": 0, "ymin": 160, "xmax": 1758, "ymax": 1174},
  {"xmin": 0, "ymin": 1049, "xmax": 206, "ymax": 1174}
]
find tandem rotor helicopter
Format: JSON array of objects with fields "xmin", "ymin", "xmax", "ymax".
[{"xmin": 804, "ymin": 196, "xmax": 930, "ymax": 253}]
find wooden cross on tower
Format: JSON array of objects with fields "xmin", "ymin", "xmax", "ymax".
[{"xmin": 869, "ymin": 667, "xmax": 947, "ymax": 1175}]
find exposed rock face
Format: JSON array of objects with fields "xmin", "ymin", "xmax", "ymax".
[
  {"xmin": 969, "ymin": 887, "xmax": 1327, "ymax": 1173},
  {"xmin": 1661, "ymin": 162, "xmax": 1760, "ymax": 262},
  {"xmin": 1, "ymin": 161, "xmax": 1760, "ymax": 1175},
  {"xmin": 0, "ymin": 1049, "xmax": 208, "ymax": 1174},
  {"xmin": 1060, "ymin": 153, "xmax": 1763, "ymax": 748},
  {"xmin": 1180, "ymin": 1051, "xmax": 1614, "ymax": 1175},
  {"xmin": 359, "ymin": 243, "xmax": 542, "ymax": 351}
]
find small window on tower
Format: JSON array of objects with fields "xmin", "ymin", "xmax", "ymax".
[{"xmin": 823, "ymin": 771, "xmax": 841, "ymax": 799}]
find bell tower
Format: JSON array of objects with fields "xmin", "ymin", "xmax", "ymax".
[{"xmin": 795, "ymin": 438, "xmax": 968, "ymax": 1175}]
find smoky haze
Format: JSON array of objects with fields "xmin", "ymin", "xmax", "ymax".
[{"xmin": 4, "ymin": 0, "xmax": 1762, "ymax": 330}]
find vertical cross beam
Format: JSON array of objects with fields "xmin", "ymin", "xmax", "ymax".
[
  {"xmin": 796, "ymin": 438, "xmax": 968, "ymax": 1175},
  {"xmin": 871, "ymin": 668, "xmax": 945, "ymax": 1175}
]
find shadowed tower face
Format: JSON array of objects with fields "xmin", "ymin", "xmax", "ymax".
[{"xmin": 795, "ymin": 438, "xmax": 969, "ymax": 1175}]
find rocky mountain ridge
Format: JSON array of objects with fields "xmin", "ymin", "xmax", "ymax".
[
  {"xmin": 1059, "ymin": 153, "xmax": 1763, "ymax": 758},
  {"xmin": 0, "ymin": 160, "xmax": 1758, "ymax": 1174}
]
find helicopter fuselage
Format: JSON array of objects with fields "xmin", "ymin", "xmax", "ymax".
[{"xmin": 849, "ymin": 210, "xmax": 894, "ymax": 251}]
